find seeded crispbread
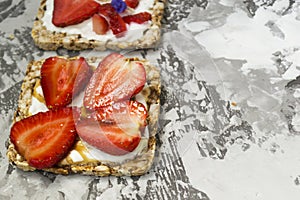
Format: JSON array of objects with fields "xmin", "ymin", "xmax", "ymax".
[
  {"xmin": 7, "ymin": 56, "xmax": 160, "ymax": 176},
  {"xmin": 31, "ymin": 0, "xmax": 166, "ymax": 51}
]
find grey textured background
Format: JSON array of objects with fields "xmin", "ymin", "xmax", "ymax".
[{"xmin": 1, "ymin": 0, "xmax": 300, "ymax": 199}]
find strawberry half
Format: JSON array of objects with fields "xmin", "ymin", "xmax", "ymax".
[
  {"xmin": 98, "ymin": 4, "xmax": 127, "ymax": 37},
  {"xmin": 92, "ymin": 14, "xmax": 109, "ymax": 35},
  {"xmin": 41, "ymin": 57, "xmax": 92, "ymax": 110},
  {"xmin": 52, "ymin": 0, "xmax": 100, "ymax": 27},
  {"xmin": 10, "ymin": 107, "xmax": 79, "ymax": 169},
  {"xmin": 76, "ymin": 101, "xmax": 146, "ymax": 155},
  {"xmin": 83, "ymin": 53, "xmax": 146, "ymax": 110},
  {"xmin": 125, "ymin": 0, "xmax": 140, "ymax": 9},
  {"xmin": 123, "ymin": 12, "xmax": 152, "ymax": 24}
]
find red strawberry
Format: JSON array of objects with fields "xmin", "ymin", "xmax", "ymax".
[
  {"xmin": 98, "ymin": 4, "xmax": 127, "ymax": 37},
  {"xmin": 83, "ymin": 53, "xmax": 146, "ymax": 110},
  {"xmin": 89, "ymin": 100, "xmax": 148, "ymax": 126},
  {"xmin": 92, "ymin": 14, "xmax": 109, "ymax": 35},
  {"xmin": 123, "ymin": 12, "xmax": 151, "ymax": 24},
  {"xmin": 77, "ymin": 119, "xmax": 141, "ymax": 155},
  {"xmin": 125, "ymin": 0, "xmax": 140, "ymax": 9},
  {"xmin": 76, "ymin": 101, "xmax": 145, "ymax": 155},
  {"xmin": 10, "ymin": 107, "xmax": 79, "ymax": 169},
  {"xmin": 52, "ymin": 0, "xmax": 100, "ymax": 27},
  {"xmin": 41, "ymin": 57, "xmax": 92, "ymax": 110}
]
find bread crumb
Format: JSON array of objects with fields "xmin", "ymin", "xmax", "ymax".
[{"xmin": 8, "ymin": 34, "xmax": 15, "ymax": 40}]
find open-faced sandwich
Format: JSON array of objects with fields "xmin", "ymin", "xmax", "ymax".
[
  {"xmin": 7, "ymin": 53, "xmax": 160, "ymax": 176},
  {"xmin": 31, "ymin": 0, "xmax": 166, "ymax": 50}
]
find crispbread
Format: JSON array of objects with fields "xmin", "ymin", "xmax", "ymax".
[
  {"xmin": 7, "ymin": 56, "xmax": 161, "ymax": 176},
  {"xmin": 31, "ymin": 0, "xmax": 166, "ymax": 51}
]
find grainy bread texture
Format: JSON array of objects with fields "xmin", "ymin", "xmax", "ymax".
[
  {"xmin": 7, "ymin": 56, "xmax": 161, "ymax": 176},
  {"xmin": 31, "ymin": 0, "xmax": 166, "ymax": 51}
]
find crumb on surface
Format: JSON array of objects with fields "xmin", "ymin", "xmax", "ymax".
[{"xmin": 8, "ymin": 34, "xmax": 15, "ymax": 40}]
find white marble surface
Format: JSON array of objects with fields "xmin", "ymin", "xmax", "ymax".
[{"xmin": 1, "ymin": 0, "xmax": 300, "ymax": 199}]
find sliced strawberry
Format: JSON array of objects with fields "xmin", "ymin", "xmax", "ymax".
[
  {"xmin": 76, "ymin": 116, "xmax": 142, "ymax": 156},
  {"xmin": 80, "ymin": 100, "xmax": 147, "ymax": 155},
  {"xmin": 89, "ymin": 100, "xmax": 148, "ymax": 126},
  {"xmin": 125, "ymin": 0, "xmax": 140, "ymax": 9},
  {"xmin": 83, "ymin": 53, "xmax": 146, "ymax": 110},
  {"xmin": 52, "ymin": 0, "xmax": 100, "ymax": 27},
  {"xmin": 41, "ymin": 57, "xmax": 92, "ymax": 110},
  {"xmin": 10, "ymin": 107, "xmax": 79, "ymax": 169},
  {"xmin": 98, "ymin": 4, "xmax": 127, "ymax": 37},
  {"xmin": 123, "ymin": 12, "xmax": 151, "ymax": 24},
  {"xmin": 92, "ymin": 14, "xmax": 109, "ymax": 35}
]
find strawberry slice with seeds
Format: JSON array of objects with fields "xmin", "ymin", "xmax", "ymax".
[
  {"xmin": 41, "ymin": 57, "xmax": 92, "ymax": 110},
  {"xmin": 125, "ymin": 0, "xmax": 140, "ymax": 9},
  {"xmin": 76, "ymin": 101, "xmax": 146, "ymax": 155},
  {"xmin": 10, "ymin": 107, "xmax": 79, "ymax": 169},
  {"xmin": 52, "ymin": 0, "xmax": 100, "ymax": 27},
  {"xmin": 76, "ymin": 119, "xmax": 141, "ymax": 155},
  {"xmin": 83, "ymin": 53, "xmax": 146, "ymax": 110},
  {"xmin": 123, "ymin": 12, "xmax": 151, "ymax": 24},
  {"xmin": 92, "ymin": 14, "xmax": 109, "ymax": 35},
  {"xmin": 89, "ymin": 100, "xmax": 148, "ymax": 126},
  {"xmin": 98, "ymin": 4, "xmax": 127, "ymax": 37}
]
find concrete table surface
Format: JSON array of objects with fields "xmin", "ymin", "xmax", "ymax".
[{"xmin": 1, "ymin": 0, "xmax": 300, "ymax": 199}]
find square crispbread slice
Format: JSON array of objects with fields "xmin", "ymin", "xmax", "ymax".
[
  {"xmin": 31, "ymin": 0, "xmax": 166, "ymax": 51},
  {"xmin": 7, "ymin": 56, "xmax": 161, "ymax": 176}
]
